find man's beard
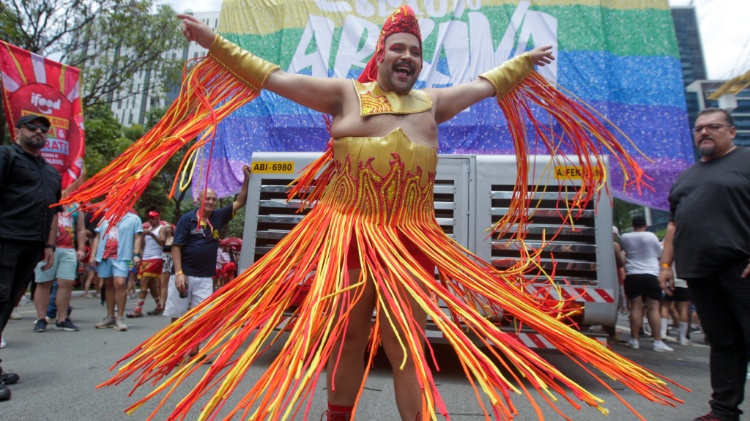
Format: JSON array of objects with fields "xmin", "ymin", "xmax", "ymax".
[
  {"xmin": 699, "ymin": 146, "xmax": 716, "ymax": 158},
  {"xmin": 19, "ymin": 133, "xmax": 46, "ymax": 150}
]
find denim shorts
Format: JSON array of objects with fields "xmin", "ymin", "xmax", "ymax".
[
  {"xmin": 96, "ymin": 258, "xmax": 130, "ymax": 278},
  {"xmin": 35, "ymin": 248, "xmax": 78, "ymax": 282}
]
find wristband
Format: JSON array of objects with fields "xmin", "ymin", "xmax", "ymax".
[
  {"xmin": 479, "ymin": 53, "xmax": 533, "ymax": 101},
  {"xmin": 133, "ymin": 253, "xmax": 141, "ymax": 258},
  {"xmin": 209, "ymin": 35, "xmax": 280, "ymax": 92},
  {"xmin": 176, "ymin": 271, "xmax": 184, "ymax": 275},
  {"xmin": 660, "ymin": 263, "xmax": 671, "ymax": 268}
]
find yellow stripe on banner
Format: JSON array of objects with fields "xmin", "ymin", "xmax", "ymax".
[
  {"xmin": 4, "ymin": 43, "xmax": 28, "ymax": 85},
  {"xmin": 219, "ymin": 0, "xmax": 669, "ymax": 35},
  {"xmin": 59, "ymin": 64, "xmax": 67, "ymax": 95}
]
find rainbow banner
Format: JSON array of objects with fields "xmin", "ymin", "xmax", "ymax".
[
  {"xmin": 0, "ymin": 40, "xmax": 85, "ymax": 189},
  {"xmin": 197, "ymin": 0, "xmax": 692, "ymax": 210}
]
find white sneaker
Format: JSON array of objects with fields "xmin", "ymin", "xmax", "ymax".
[
  {"xmin": 653, "ymin": 340, "xmax": 674, "ymax": 352},
  {"xmin": 679, "ymin": 337, "xmax": 691, "ymax": 346},
  {"xmin": 0, "ymin": 336, "xmax": 6, "ymax": 349},
  {"xmin": 627, "ymin": 338, "xmax": 639, "ymax": 349},
  {"xmin": 10, "ymin": 308, "xmax": 21, "ymax": 320},
  {"xmin": 114, "ymin": 317, "xmax": 128, "ymax": 331}
]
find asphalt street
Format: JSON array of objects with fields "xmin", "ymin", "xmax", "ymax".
[{"xmin": 0, "ymin": 292, "xmax": 745, "ymax": 420}]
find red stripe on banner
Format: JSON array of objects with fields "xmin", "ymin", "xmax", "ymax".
[
  {"xmin": 45, "ymin": 58, "xmax": 62, "ymax": 91},
  {"xmin": 0, "ymin": 46, "xmax": 25, "ymax": 88}
]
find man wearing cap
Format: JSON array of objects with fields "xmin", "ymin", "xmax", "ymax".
[
  {"xmin": 0, "ymin": 114, "xmax": 61, "ymax": 401},
  {"xmin": 127, "ymin": 207, "xmax": 165, "ymax": 318},
  {"xmin": 621, "ymin": 215, "xmax": 673, "ymax": 353}
]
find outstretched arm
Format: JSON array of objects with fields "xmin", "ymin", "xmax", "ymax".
[
  {"xmin": 430, "ymin": 46, "xmax": 554, "ymax": 124},
  {"xmin": 178, "ymin": 14, "xmax": 349, "ymax": 117},
  {"xmin": 233, "ymin": 164, "xmax": 252, "ymax": 213}
]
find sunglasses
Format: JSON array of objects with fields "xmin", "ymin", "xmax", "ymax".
[
  {"xmin": 693, "ymin": 123, "xmax": 732, "ymax": 134},
  {"xmin": 23, "ymin": 123, "xmax": 50, "ymax": 134}
]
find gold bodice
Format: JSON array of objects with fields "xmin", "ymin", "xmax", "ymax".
[
  {"xmin": 332, "ymin": 128, "xmax": 437, "ymax": 186},
  {"xmin": 323, "ymin": 128, "xmax": 438, "ymax": 223}
]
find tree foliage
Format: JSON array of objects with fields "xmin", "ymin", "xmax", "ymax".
[
  {"xmin": 1, "ymin": 0, "xmax": 184, "ymax": 108},
  {"xmin": 82, "ymin": 103, "xmax": 131, "ymax": 176},
  {"xmin": 612, "ymin": 198, "xmax": 640, "ymax": 235}
]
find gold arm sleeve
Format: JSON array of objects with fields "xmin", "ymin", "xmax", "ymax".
[
  {"xmin": 479, "ymin": 53, "xmax": 533, "ymax": 100},
  {"xmin": 208, "ymin": 35, "xmax": 280, "ymax": 92}
]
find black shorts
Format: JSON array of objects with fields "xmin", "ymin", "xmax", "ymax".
[
  {"xmin": 663, "ymin": 286, "xmax": 691, "ymax": 302},
  {"xmin": 624, "ymin": 273, "xmax": 663, "ymax": 301}
]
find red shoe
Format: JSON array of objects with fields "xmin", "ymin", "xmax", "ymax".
[
  {"xmin": 693, "ymin": 413, "xmax": 724, "ymax": 421},
  {"xmin": 146, "ymin": 307, "xmax": 164, "ymax": 316},
  {"xmin": 320, "ymin": 410, "xmax": 351, "ymax": 421}
]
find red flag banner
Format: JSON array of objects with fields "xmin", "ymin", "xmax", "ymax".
[{"xmin": 0, "ymin": 40, "xmax": 84, "ymax": 189}]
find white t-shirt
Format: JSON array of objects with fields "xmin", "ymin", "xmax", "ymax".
[
  {"xmin": 621, "ymin": 231, "xmax": 662, "ymax": 277},
  {"xmin": 142, "ymin": 224, "xmax": 164, "ymax": 260}
]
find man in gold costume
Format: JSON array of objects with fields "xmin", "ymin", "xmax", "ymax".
[
  {"xmin": 182, "ymin": 7, "xmax": 552, "ymax": 420},
  {"xmin": 101, "ymin": 7, "xmax": 680, "ymax": 421},
  {"xmin": 182, "ymin": 6, "xmax": 552, "ymax": 420}
]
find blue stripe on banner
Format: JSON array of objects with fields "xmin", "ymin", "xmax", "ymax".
[
  {"xmin": 441, "ymin": 99, "xmax": 693, "ymax": 159},
  {"xmin": 557, "ymin": 51, "xmax": 686, "ymax": 108}
]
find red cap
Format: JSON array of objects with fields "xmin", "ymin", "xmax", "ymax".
[
  {"xmin": 147, "ymin": 210, "xmax": 160, "ymax": 217},
  {"xmin": 358, "ymin": 5, "xmax": 422, "ymax": 83}
]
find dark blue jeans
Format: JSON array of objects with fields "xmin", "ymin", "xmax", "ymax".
[
  {"xmin": 46, "ymin": 281, "xmax": 74, "ymax": 319},
  {"xmin": 687, "ymin": 259, "xmax": 750, "ymax": 421}
]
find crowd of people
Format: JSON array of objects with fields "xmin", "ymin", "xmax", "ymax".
[
  {"xmin": 612, "ymin": 216, "xmax": 701, "ymax": 352},
  {"xmin": 3, "ymin": 201, "xmax": 245, "ymax": 337},
  {"xmin": 0, "ymin": 113, "xmax": 248, "ymax": 400}
]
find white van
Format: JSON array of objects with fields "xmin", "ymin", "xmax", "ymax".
[{"xmin": 238, "ymin": 153, "xmax": 618, "ymax": 348}]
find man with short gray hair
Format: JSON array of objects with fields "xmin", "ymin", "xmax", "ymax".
[{"xmin": 165, "ymin": 165, "xmax": 251, "ymax": 323}]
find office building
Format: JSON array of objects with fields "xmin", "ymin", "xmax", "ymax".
[{"xmin": 109, "ymin": 11, "xmax": 220, "ymax": 126}]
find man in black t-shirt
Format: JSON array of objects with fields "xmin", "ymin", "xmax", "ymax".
[
  {"xmin": 660, "ymin": 107, "xmax": 750, "ymax": 421},
  {"xmin": 0, "ymin": 115, "xmax": 62, "ymax": 401},
  {"xmin": 164, "ymin": 165, "xmax": 250, "ymax": 323}
]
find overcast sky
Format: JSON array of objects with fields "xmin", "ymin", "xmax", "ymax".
[{"xmin": 161, "ymin": 0, "xmax": 750, "ymax": 80}]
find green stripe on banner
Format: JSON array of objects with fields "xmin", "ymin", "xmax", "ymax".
[
  {"xmin": 520, "ymin": 5, "xmax": 679, "ymax": 57},
  {"xmin": 224, "ymin": 4, "xmax": 678, "ymax": 66}
]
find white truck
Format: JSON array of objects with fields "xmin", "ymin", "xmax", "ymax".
[{"xmin": 238, "ymin": 153, "xmax": 618, "ymax": 349}]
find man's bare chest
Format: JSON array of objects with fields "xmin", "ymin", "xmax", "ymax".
[{"xmin": 335, "ymin": 111, "xmax": 438, "ymax": 148}]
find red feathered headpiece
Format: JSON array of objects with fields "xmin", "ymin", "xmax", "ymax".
[{"xmin": 358, "ymin": 5, "xmax": 422, "ymax": 83}]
